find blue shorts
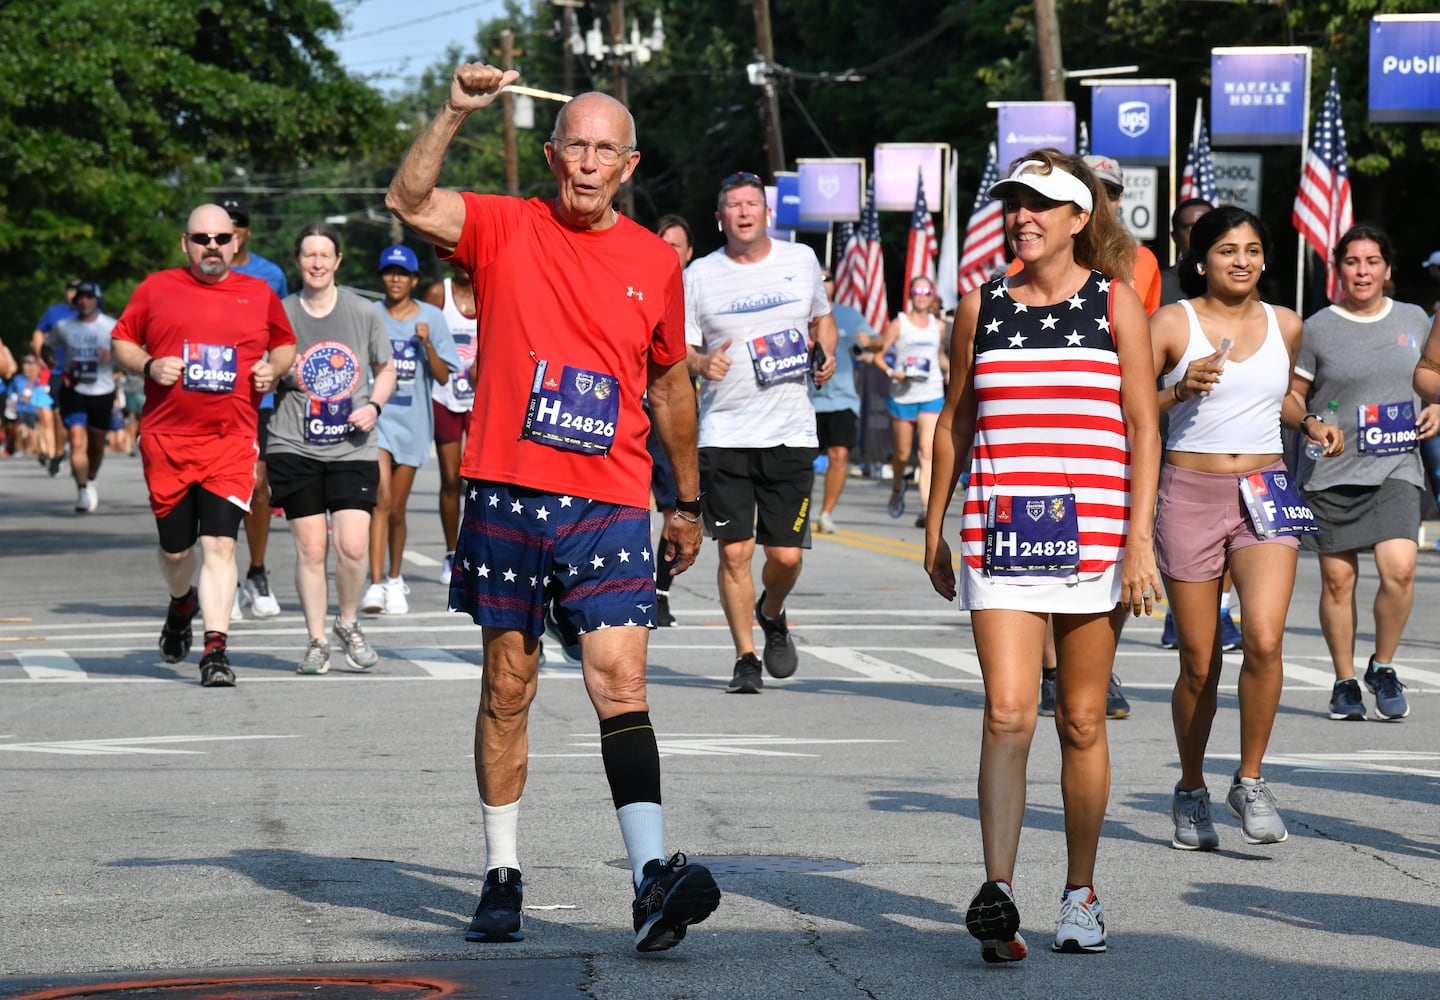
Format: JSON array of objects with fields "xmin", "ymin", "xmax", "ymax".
[
  {"xmin": 448, "ymin": 481, "xmax": 658, "ymax": 637},
  {"xmin": 886, "ymin": 396, "xmax": 944, "ymax": 421}
]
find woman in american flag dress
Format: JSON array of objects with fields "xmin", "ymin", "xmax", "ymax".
[{"xmin": 923, "ymin": 150, "xmax": 1160, "ymax": 962}]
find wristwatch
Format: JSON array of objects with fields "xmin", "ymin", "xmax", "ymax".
[{"xmin": 675, "ymin": 494, "xmax": 704, "ymax": 515}]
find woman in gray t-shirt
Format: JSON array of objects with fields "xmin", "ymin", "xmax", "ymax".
[{"xmin": 1291, "ymin": 225, "xmax": 1440, "ymax": 722}]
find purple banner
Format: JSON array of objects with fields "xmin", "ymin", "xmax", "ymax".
[
  {"xmin": 797, "ymin": 158, "xmax": 863, "ymax": 223},
  {"xmin": 996, "ymin": 103, "xmax": 1076, "ymax": 175},
  {"xmin": 873, "ymin": 144, "xmax": 946, "ymax": 212},
  {"xmin": 1090, "ymin": 83, "xmax": 1172, "ymax": 165},
  {"xmin": 1370, "ymin": 15, "xmax": 1440, "ymax": 123},
  {"xmin": 1210, "ymin": 48, "xmax": 1308, "ymax": 146}
]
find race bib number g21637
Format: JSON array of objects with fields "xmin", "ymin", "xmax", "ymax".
[
  {"xmin": 983, "ymin": 492, "xmax": 1081, "ymax": 577},
  {"xmin": 1357, "ymin": 400, "xmax": 1417, "ymax": 456},
  {"xmin": 746, "ymin": 329, "xmax": 810, "ymax": 387},
  {"xmin": 181, "ymin": 342, "xmax": 239, "ymax": 393},
  {"xmin": 521, "ymin": 360, "xmax": 619, "ymax": 455},
  {"xmin": 1239, "ymin": 469, "xmax": 1319, "ymax": 538}
]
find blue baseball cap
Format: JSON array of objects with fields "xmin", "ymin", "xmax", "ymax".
[{"xmin": 378, "ymin": 245, "xmax": 419, "ymax": 273}]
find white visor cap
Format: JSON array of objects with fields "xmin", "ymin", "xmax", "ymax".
[{"xmin": 988, "ymin": 159, "xmax": 1094, "ymax": 213}]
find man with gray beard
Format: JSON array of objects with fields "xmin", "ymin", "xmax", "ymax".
[{"xmin": 112, "ymin": 204, "xmax": 297, "ymax": 687}]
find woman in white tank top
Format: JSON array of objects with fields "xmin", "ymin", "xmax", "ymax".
[
  {"xmin": 1149, "ymin": 206, "xmax": 1342, "ymax": 850},
  {"xmin": 873, "ymin": 275, "xmax": 949, "ymax": 526}
]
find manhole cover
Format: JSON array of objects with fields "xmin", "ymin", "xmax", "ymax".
[
  {"xmin": 610, "ymin": 854, "xmax": 858, "ymax": 874},
  {"xmin": 8, "ymin": 977, "xmax": 454, "ymax": 1000}
]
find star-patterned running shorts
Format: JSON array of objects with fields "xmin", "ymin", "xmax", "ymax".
[{"xmin": 448, "ymin": 480, "xmax": 658, "ymax": 637}]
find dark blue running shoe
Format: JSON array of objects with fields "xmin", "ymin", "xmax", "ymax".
[
  {"xmin": 1364, "ymin": 656, "xmax": 1410, "ymax": 721},
  {"xmin": 632, "ymin": 852, "xmax": 720, "ymax": 952},
  {"xmin": 466, "ymin": 867, "xmax": 524, "ymax": 942}
]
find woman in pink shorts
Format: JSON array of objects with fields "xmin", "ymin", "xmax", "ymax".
[{"xmin": 1150, "ymin": 206, "xmax": 1343, "ymax": 851}]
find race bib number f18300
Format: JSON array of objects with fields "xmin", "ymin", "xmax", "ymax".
[
  {"xmin": 1238, "ymin": 469, "xmax": 1319, "ymax": 538},
  {"xmin": 983, "ymin": 492, "xmax": 1081, "ymax": 577},
  {"xmin": 521, "ymin": 360, "xmax": 619, "ymax": 455}
]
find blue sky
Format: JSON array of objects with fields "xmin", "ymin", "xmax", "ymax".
[{"xmin": 328, "ymin": 0, "xmax": 508, "ymax": 93}]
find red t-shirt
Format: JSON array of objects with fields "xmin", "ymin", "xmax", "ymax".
[
  {"xmin": 113, "ymin": 268, "xmax": 295, "ymax": 436},
  {"xmin": 442, "ymin": 194, "xmax": 686, "ymax": 508}
]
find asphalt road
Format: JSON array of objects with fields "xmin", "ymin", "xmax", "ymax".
[{"xmin": 2, "ymin": 452, "xmax": 1438, "ymax": 999}]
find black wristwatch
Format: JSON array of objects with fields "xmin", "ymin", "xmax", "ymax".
[{"xmin": 675, "ymin": 494, "xmax": 704, "ymax": 515}]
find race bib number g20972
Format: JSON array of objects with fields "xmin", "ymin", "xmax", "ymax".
[
  {"xmin": 521, "ymin": 360, "xmax": 619, "ymax": 455},
  {"xmin": 983, "ymin": 492, "xmax": 1081, "ymax": 577},
  {"xmin": 746, "ymin": 329, "xmax": 810, "ymax": 387},
  {"xmin": 181, "ymin": 342, "xmax": 239, "ymax": 394},
  {"xmin": 1239, "ymin": 469, "xmax": 1319, "ymax": 538},
  {"xmin": 305, "ymin": 396, "xmax": 354, "ymax": 445},
  {"xmin": 1357, "ymin": 400, "xmax": 1417, "ymax": 456}
]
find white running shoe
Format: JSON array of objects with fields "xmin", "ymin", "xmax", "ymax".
[
  {"xmin": 383, "ymin": 576, "xmax": 410, "ymax": 615},
  {"xmin": 440, "ymin": 553, "xmax": 454, "ymax": 585},
  {"xmin": 817, "ymin": 510, "xmax": 837, "ymax": 534},
  {"xmin": 244, "ymin": 571, "xmax": 281, "ymax": 618},
  {"xmin": 231, "ymin": 586, "xmax": 245, "ymax": 621},
  {"xmin": 360, "ymin": 582, "xmax": 386, "ymax": 615},
  {"xmin": 1052, "ymin": 886, "xmax": 1106, "ymax": 953},
  {"xmin": 75, "ymin": 483, "xmax": 97, "ymax": 512}
]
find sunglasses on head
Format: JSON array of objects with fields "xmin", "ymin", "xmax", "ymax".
[
  {"xmin": 187, "ymin": 232, "xmax": 235, "ymax": 247},
  {"xmin": 720, "ymin": 170, "xmax": 764, "ymax": 189}
]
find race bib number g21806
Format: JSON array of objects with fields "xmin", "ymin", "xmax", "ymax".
[
  {"xmin": 983, "ymin": 492, "xmax": 1081, "ymax": 577},
  {"xmin": 1357, "ymin": 400, "xmax": 1417, "ymax": 456},
  {"xmin": 521, "ymin": 360, "xmax": 619, "ymax": 455},
  {"xmin": 746, "ymin": 329, "xmax": 810, "ymax": 387},
  {"xmin": 181, "ymin": 342, "xmax": 239, "ymax": 393},
  {"xmin": 1238, "ymin": 469, "xmax": 1319, "ymax": 538}
]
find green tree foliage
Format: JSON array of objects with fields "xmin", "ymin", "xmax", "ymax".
[{"xmin": 0, "ymin": 0, "xmax": 393, "ymax": 349}]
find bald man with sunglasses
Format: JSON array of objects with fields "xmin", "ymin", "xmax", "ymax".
[{"xmin": 112, "ymin": 203, "xmax": 296, "ymax": 688}]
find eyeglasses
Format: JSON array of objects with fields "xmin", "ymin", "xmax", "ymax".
[
  {"xmin": 550, "ymin": 137, "xmax": 633, "ymax": 165},
  {"xmin": 187, "ymin": 232, "xmax": 234, "ymax": 247},
  {"xmin": 720, "ymin": 171, "xmax": 764, "ymax": 190}
]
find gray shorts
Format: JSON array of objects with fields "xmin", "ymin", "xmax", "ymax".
[{"xmin": 1302, "ymin": 478, "xmax": 1421, "ymax": 553}]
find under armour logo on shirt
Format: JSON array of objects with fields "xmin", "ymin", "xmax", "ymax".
[{"xmin": 627, "ymin": 286, "xmax": 644, "ymax": 301}]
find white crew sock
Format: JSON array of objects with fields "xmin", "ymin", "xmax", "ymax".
[
  {"xmin": 616, "ymin": 801, "xmax": 665, "ymax": 887},
  {"xmin": 1219, "ymin": 591, "xmax": 1232, "ymax": 612},
  {"xmin": 481, "ymin": 798, "xmax": 521, "ymax": 873}
]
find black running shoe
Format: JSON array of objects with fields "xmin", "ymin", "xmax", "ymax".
[
  {"xmin": 632, "ymin": 852, "xmax": 721, "ymax": 953},
  {"xmin": 465, "ymin": 867, "xmax": 524, "ymax": 942},
  {"xmin": 656, "ymin": 593, "xmax": 676, "ymax": 628},
  {"xmin": 543, "ymin": 603, "xmax": 581, "ymax": 664},
  {"xmin": 159, "ymin": 589, "xmax": 197, "ymax": 664},
  {"xmin": 1039, "ymin": 667, "xmax": 1058, "ymax": 717},
  {"xmin": 966, "ymin": 880, "xmax": 1027, "ymax": 963},
  {"xmin": 198, "ymin": 648, "xmax": 236, "ymax": 688},
  {"xmin": 726, "ymin": 653, "xmax": 763, "ymax": 694},
  {"xmin": 755, "ymin": 593, "xmax": 798, "ymax": 678}
]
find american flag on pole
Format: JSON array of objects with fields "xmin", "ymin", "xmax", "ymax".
[
  {"xmin": 903, "ymin": 169, "xmax": 939, "ymax": 306},
  {"xmin": 1292, "ymin": 70, "xmax": 1353, "ymax": 303},
  {"xmin": 1179, "ymin": 99, "xmax": 1218, "ymax": 203},
  {"xmin": 840, "ymin": 177, "xmax": 887, "ymax": 337},
  {"xmin": 833, "ymin": 221, "xmax": 859, "ymax": 305},
  {"xmin": 958, "ymin": 143, "xmax": 1007, "ymax": 296}
]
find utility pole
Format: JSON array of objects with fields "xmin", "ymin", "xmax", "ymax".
[
  {"xmin": 501, "ymin": 29, "xmax": 519, "ymax": 197},
  {"xmin": 1035, "ymin": 0, "xmax": 1065, "ymax": 101},
  {"xmin": 609, "ymin": 0, "xmax": 635, "ymax": 217},
  {"xmin": 752, "ymin": 0, "xmax": 786, "ymax": 177}
]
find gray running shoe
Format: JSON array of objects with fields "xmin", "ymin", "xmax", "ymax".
[
  {"xmin": 296, "ymin": 639, "xmax": 330, "ymax": 675},
  {"xmin": 1171, "ymin": 785, "xmax": 1220, "ymax": 851},
  {"xmin": 755, "ymin": 593, "xmax": 798, "ymax": 678},
  {"xmin": 332, "ymin": 618, "xmax": 378, "ymax": 671},
  {"xmin": 1039, "ymin": 667, "xmax": 1057, "ymax": 717},
  {"xmin": 1363, "ymin": 657, "xmax": 1410, "ymax": 721},
  {"xmin": 1105, "ymin": 673, "xmax": 1130, "ymax": 719},
  {"xmin": 1225, "ymin": 772, "xmax": 1288, "ymax": 844},
  {"xmin": 726, "ymin": 653, "xmax": 763, "ymax": 694}
]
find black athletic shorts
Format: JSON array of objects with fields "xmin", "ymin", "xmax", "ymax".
[
  {"xmin": 266, "ymin": 453, "xmax": 378, "ymax": 519},
  {"xmin": 698, "ymin": 445, "xmax": 815, "ymax": 548}
]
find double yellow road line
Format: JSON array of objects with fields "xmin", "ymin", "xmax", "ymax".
[{"xmin": 815, "ymin": 525, "xmax": 959, "ymax": 565}]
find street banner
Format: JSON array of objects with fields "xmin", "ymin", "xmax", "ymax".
[
  {"xmin": 1090, "ymin": 82, "xmax": 1172, "ymax": 165},
  {"xmin": 873, "ymin": 143, "xmax": 947, "ymax": 212},
  {"xmin": 797, "ymin": 158, "xmax": 865, "ymax": 223},
  {"xmin": 1210, "ymin": 47, "xmax": 1310, "ymax": 145},
  {"xmin": 1370, "ymin": 15, "xmax": 1440, "ymax": 123},
  {"xmin": 996, "ymin": 102, "xmax": 1075, "ymax": 172}
]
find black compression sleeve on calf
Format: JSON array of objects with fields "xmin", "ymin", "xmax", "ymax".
[{"xmin": 599, "ymin": 711, "xmax": 662, "ymax": 809}]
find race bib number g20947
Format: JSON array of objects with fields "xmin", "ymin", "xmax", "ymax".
[
  {"xmin": 1357, "ymin": 400, "xmax": 1417, "ymax": 456},
  {"xmin": 181, "ymin": 342, "xmax": 239, "ymax": 394},
  {"xmin": 1239, "ymin": 469, "xmax": 1319, "ymax": 538},
  {"xmin": 305, "ymin": 396, "xmax": 354, "ymax": 445},
  {"xmin": 746, "ymin": 329, "xmax": 810, "ymax": 387},
  {"xmin": 983, "ymin": 492, "xmax": 1081, "ymax": 577},
  {"xmin": 521, "ymin": 360, "xmax": 619, "ymax": 455}
]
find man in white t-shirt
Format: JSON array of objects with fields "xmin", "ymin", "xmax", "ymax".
[
  {"xmin": 46, "ymin": 282, "xmax": 116, "ymax": 513},
  {"xmin": 685, "ymin": 171, "xmax": 837, "ymax": 694}
]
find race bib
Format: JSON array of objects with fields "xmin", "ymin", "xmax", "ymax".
[
  {"xmin": 452, "ymin": 338, "xmax": 475, "ymax": 402},
  {"xmin": 1357, "ymin": 400, "xmax": 1417, "ymax": 456},
  {"xmin": 521, "ymin": 360, "xmax": 619, "ymax": 455},
  {"xmin": 746, "ymin": 329, "xmax": 810, "ymax": 386},
  {"xmin": 305, "ymin": 396, "xmax": 353, "ymax": 445},
  {"xmin": 1239, "ymin": 469, "xmax": 1319, "ymax": 538},
  {"xmin": 181, "ymin": 342, "xmax": 239, "ymax": 394},
  {"xmin": 901, "ymin": 355, "xmax": 933, "ymax": 381},
  {"xmin": 390, "ymin": 338, "xmax": 419, "ymax": 383},
  {"xmin": 70, "ymin": 357, "xmax": 100, "ymax": 386},
  {"xmin": 983, "ymin": 493, "xmax": 1081, "ymax": 577}
]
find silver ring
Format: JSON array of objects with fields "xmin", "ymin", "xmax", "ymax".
[{"xmin": 1141, "ymin": 590, "xmax": 1155, "ymax": 599}]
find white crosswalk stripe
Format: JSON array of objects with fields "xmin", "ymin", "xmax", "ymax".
[
  {"xmin": 803, "ymin": 646, "xmax": 934, "ymax": 682},
  {"xmin": 18, "ymin": 653, "xmax": 86, "ymax": 681}
]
